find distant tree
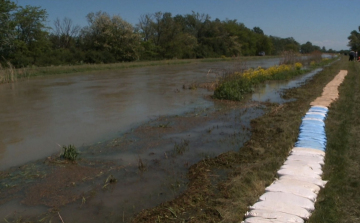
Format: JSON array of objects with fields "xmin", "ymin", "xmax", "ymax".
[
  {"xmin": 301, "ymin": 41, "xmax": 316, "ymax": 54},
  {"xmin": 270, "ymin": 36, "xmax": 300, "ymax": 54},
  {"xmin": 11, "ymin": 5, "xmax": 50, "ymax": 66},
  {"xmin": 52, "ymin": 17, "xmax": 80, "ymax": 49},
  {"xmin": 348, "ymin": 27, "xmax": 360, "ymax": 52},
  {"xmin": 252, "ymin": 26, "xmax": 264, "ymax": 35},
  {"xmin": 81, "ymin": 11, "xmax": 141, "ymax": 62},
  {"xmin": 136, "ymin": 13, "xmax": 154, "ymax": 42},
  {"xmin": 0, "ymin": 0, "xmax": 17, "ymax": 59}
]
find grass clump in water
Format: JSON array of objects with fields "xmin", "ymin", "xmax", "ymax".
[
  {"xmin": 173, "ymin": 139, "xmax": 189, "ymax": 156},
  {"xmin": 61, "ymin": 145, "xmax": 79, "ymax": 161},
  {"xmin": 213, "ymin": 62, "xmax": 306, "ymax": 101}
]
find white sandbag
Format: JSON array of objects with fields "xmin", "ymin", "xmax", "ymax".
[
  {"xmin": 286, "ymin": 154, "xmax": 324, "ymax": 165},
  {"xmin": 245, "ymin": 209, "xmax": 304, "ymax": 223},
  {"xmin": 279, "ymin": 175, "xmax": 327, "ymax": 188},
  {"xmin": 243, "ymin": 216, "xmax": 287, "ymax": 223},
  {"xmin": 283, "ymin": 159, "xmax": 323, "ymax": 170},
  {"xmin": 291, "ymin": 147, "xmax": 325, "ymax": 156},
  {"xmin": 265, "ymin": 181, "xmax": 318, "ymax": 201},
  {"xmin": 278, "ymin": 167, "xmax": 322, "ymax": 179},
  {"xmin": 272, "ymin": 178, "xmax": 321, "ymax": 194},
  {"xmin": 280, "ymin": 164, "xmax": 323, "ymax": 176},
  {"xmin": 250, "ymin": 200, "xmax": 311, "ymax": 219},
  {"xmin": 259, "ymin": 191, "xmax": 315, "ymax": 211}
]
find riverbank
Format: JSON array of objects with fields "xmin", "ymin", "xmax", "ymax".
[
  {"xmin": 132, "ymin": 56, "xmax": 356, "ymax": 222},
  {"xmin": 1, "ymin": 55, "xmax": 351, "ymax": 222},
  {"xmin": 0, "ymin": 56, "xmax": 271, "ymax": 84}
]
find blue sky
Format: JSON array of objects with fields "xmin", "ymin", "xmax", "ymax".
[{"xmin": 16, "ymin": 0, "xmax": 359, "ymax": 51}]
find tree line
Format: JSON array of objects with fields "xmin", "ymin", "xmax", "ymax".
[{"xmin": 1, "ymin": 0, "xmax": 331, "ymax": 68}]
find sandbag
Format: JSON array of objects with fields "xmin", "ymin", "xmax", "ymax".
[
  {"xmin": 265, "ymin": 181, "xmax": 318, "ymax": 201},
  {"xmin": 286, "ymin": 154, "xmax": 324, "ymax": 165},
  {"xmin": 243, "ymin": 216, "xmax": 289, "ymax": 223},
  {"xmin": 243, "ymin": 216, "xmax": 287, "ymax": 223},
  {"xmin": 259, "ymin": 192, "xmax": 315, "ymax": 211},
  {"xmin": 291, "ymin": 147, "xmax": 325, "ymax": 156},
  {"xmin": 279, "ymin": 175, "xmax": 327, "ymax": 188},
  {"xmin": 283, "ymin": 159, "xmax": 323, "ymax": 170},
  {"xmin": 278, "ymin": 168, "xmax": 322, "ymax": 180},
  {"xmin": 280, "ymin": 164, "xmax": 323, "ymax": 175},
  {"xmin": 273, "ymin": 178, "xmax": 321, "ymax": 194},
  {"xmin": 245, "ymin": 209, "xmax": 304, "ymax": 223},
  {"xmin": 250, "ymin": 200, "xmax": 311, "ymax": 219}
]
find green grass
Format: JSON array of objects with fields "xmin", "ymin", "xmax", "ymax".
[
  {"xmin": 307, "ymin": 59, "xmax": 360, "ymax": 222},
  {"xmin": 61, "ymin": 145, "xmax": 79, "ymax": 161}
]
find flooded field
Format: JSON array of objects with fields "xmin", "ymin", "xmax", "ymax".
[
  {"xmin": 0, "ymin": 57, "xmax": 326, "ymax": 222},
  {"xmin": 0, "ymin": 58, "xmax": 280, "ymax": 170}
]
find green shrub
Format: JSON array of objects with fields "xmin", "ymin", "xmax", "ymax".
[{"xmin": 61, "ymin": 145, "xmax": 79, "ymax": 161}]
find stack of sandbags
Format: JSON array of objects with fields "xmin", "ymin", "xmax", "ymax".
[
  {"xmin": 241, "ymin": 70, "xmax": 348, "ymax": 223},
  {"xmin": 310, "ymin": 70, "xmax": 347, "ymax": 107}
]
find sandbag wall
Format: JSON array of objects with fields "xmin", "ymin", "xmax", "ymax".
[{"xmin": 242, "ymin": 70, "xmax": 348, "ymax": 223}]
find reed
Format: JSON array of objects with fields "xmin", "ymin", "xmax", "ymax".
[{"xmin": 0, "ymin": 61, "xmax": 17, "ymax": 83}]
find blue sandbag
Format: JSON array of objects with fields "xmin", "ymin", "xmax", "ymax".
[
  {"xmin": 303, "ymin": 114, "xmax": 326, "ymax": 120},
  {"xmin": 310, "ymin": 106, "xmax": 328, "ymax": 112},
  {"xmin": 295, "ymin": 140, "xmax": 326, "ymax": 151}
]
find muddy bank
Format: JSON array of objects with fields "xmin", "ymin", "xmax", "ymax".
[{"xmin": 1, "ymin": 97, "xmax": 266, "ymax": 222}]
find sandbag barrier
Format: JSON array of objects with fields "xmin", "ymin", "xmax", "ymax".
[{"xmin": 242, "ymin": 70, "xmax": 348, "ymax": 223}]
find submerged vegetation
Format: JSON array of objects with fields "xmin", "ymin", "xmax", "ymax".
[
  {"xmin": 60, "ymin": 145, "xmax": 79, "ymax": 161},
  {"xmin": 213, "ymin": 52, "xmax": 335, "ymax": 101}
]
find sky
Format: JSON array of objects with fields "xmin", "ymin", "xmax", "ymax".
[{"xmin": 15, "ymin": 0, "xmax": 360, "ymax": 51}]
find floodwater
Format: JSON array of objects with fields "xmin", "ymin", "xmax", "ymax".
[
  {"xmin": 0, "ymin": 58, "xmax": 280, "ymax": 170},
  {"xmin": 0, "ymin": 57, "xmax": 329, "ymax": 222}
]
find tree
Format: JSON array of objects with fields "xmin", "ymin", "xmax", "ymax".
[
  {"xmin": 11, "ymin": 5, "xmax": 50, "ymax": 66},
  {"xmin": 252, "ymin": 26, "xmax": 264, "ymax": 35},
  {"xmin": 348, "ymin": 27, "xmax": 360, "ymax": 52},
  {"xmin": 301, "ymin": 41, "xmax": 320, "ymax": 54},
  {"xmin": 81, "ymin": 11, "xmax": 141, "ymax": 62},
  {"xmin": 52, "ymin": 17, "xmax": 80, "ymax": 49},
  {"xmin": 0, "ymin": 0, "xmax": 17, "ymax": 59}
]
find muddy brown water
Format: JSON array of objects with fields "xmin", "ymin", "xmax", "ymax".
[
  {"xmin": 0, "ymin": 58, "xmax": 325, "ymax": 222},
  {"xmin": 0, "ymin": 58, "xmax": 280, "ymax": 170}
]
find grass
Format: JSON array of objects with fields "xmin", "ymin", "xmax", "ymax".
[
  {"xmin": 173, "ymin": 139, "xmax": 190, "ymax": 156},
  {"xmin": 60, "ymin": 145, "xmax": 79, "ymax": 161},
  {"xmin": 307, "ymin": 58, "xmax": 360, "ymax": 222},
  {"xmin": 131, "ymin": 56, "xmax": 346, "ymax": 222}
]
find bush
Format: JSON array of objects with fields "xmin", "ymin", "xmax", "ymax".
[{"xmin": 61, "ymin": 145, "xmax": 79, "ymax": 161}]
